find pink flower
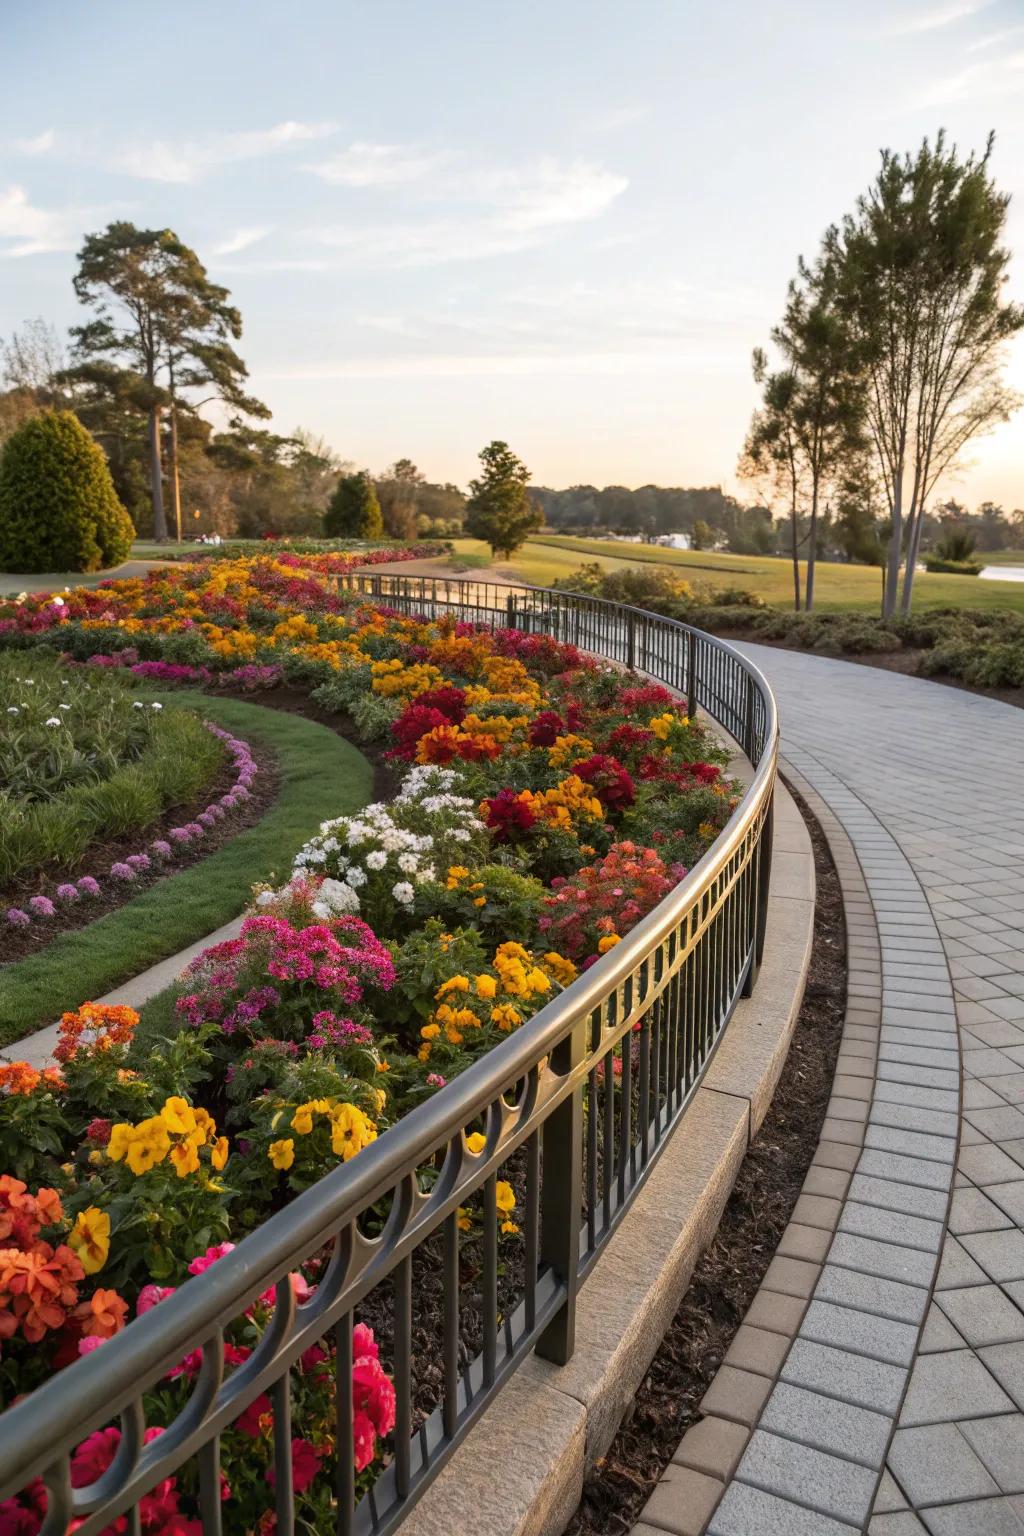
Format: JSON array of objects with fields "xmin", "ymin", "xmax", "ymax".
[
  {"xmin": 56, "ymin": 883, "xmax": 80, "ymax": 902},
  {"xmin": 109, "ymin": 862, "xmax": 135, "ymax": 881},
  {"xmin": 77, "ymin": 1335, "xmax": 106, "ymax": 1356},
  {"xmin": 28, "ymin": 896, "xmax": 55, "ymax": 918},
  {"xmin": 6, "ymin": 909, "xmax": 30, "ymax": 928},
  {"xmin": 353, "ymin": 1410, "xmax": 377, "ymax": 1473},
  {"xmin": 187, "ymin": 1242, "xmax": 236, "ymax": 1276},
  {"xmin": 234, "ymin": 1392, "xmax": 271, "ymax": 1438},
  {"xmin": 151, "ymin": 840, "xmax": 172, "ymax": 860},
  {"xmin": 137, "ymin": 1283, "xmax": 175, "ymax": 1315},
  {"xmin": 77, "ymin": 877, "xmax": 100, "ymax": 897}
]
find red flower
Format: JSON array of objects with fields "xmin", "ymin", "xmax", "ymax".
[
  {"xmin": 527, "ymin": 710, "xmax": 564, "ymax": 747},
  {"xmin": 234, "ymin": 1393, "xmax": 272, "ymax": 1438},
  {"xmin": 482, "ymin": 789, "xmax": 538, "ymax": 842},
  {"xmin": 390, "ymin": 705, "xmax": 448, "ymax": 759},
  {"xmin": 412, "ymin": 685, "xmax": 467, "ymax": 723},
  {"xmin": 266, "ymin": 1438, "xmax": 321, "ymax": 1494},
  {"xmin": 572, "ymin": 754, "xmax": 635, "ymax": 812}
]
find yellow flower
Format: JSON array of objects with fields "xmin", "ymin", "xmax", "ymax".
[
  {"xmin": 211, "ymin": 1136, "xmax": 229, "ymax": 1171},
  {"xmin": 466, "ymin": 1132, "xmax": 486, "ymax": 1155},
  {"xmin": 107, "ymin": 1123, "xmax": 133, "ymax": 1163},
  {"xmin": 170, "ymin": 1141, "xmax": 201, "ymax": 1179},
  {"xmin": 457, "ymin": 1207, "xmax": 472, "ymax": 1232},
  {"xmin": 474, "ymin": 974, "xmax": 497, "ymax": 1000},
  {"xmin": 541, "ymin": 952, "xmax": 578, "ymax": 988},
  {"xmin": 495, "ymin": 1181, "xmax": 516, "ymax": 1216},
  {"xmin": 330, "ymin": 1103, "xmax": 377, "ymax": 1162},
  {"xmin": 160, "ymin": 1096, "xmax": 197, "ymax": 1136},
  {"xmin": 421, "ymin": 1022, "xmax": 441, "ymax": 1041},
  {"xmin": 269, "ymin": 1139, "xmax": 295, "ymax": 1171},
  {"xmin": 125, "ymin": 1119, "xmax": 171, "ymax": 1176},
  {"xmin": 193, "ymin": 1108, "xmax": 217, "ymax": 1144},
  {"xmin": 68, "ymin": 1207, "xmax": 110, "ymax": 1275},
  {"xmin": 501, "ymin": 1220, "xmax": 520, "ymax": 1236},
  {"xmin": 437, "ymin": 974, "xmax": 470, "ymax": 997},
  {"xmin": 490, "ymin": 1004, "xmax": 522, "ymax": 1033},
  {"xmin": 598, "ymin": 934, "xmax": 621, "ymax": 954},
  {"xmin": 291, "ymin": 1104, "xmax": 316, "ymax": 1136}
]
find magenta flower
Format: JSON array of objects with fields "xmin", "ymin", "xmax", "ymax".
[
  {"xmin": 28, "ymin": 896, "xmax": 56, "ymax": 918},
  {"xmin": 77, "ymin": 876, "xmax": 101, "ymax": 897},
  {"xmin": 6, "ymin": 908, "xmax": 30, "ymax": 927},
  {"xmin": 110, "ymin": 862, "xmax": 135, "ymax": 881},
  {"xmin": 56, "ymin": 883, "xmax": 80, "ymax": 903},
  {"xmin": 151, "ymin": 840, "xmax": 172, "ymax": 860},
  {"xmin": 126, "ymin": 853, "xmax": 151, "ymax": 872}
]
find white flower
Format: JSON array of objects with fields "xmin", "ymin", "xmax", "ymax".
[
  {"xmin": 44, "ymin": 717, "xmax": 61, "ymax": 727},
  {"xmin": 255, "ymin": 889, "xmax": 277, "ymax": 907},
  {"xmin": 317, "ymin": 877, "xmax": 360, "ymax": 914},
  {"xmin": 392, "ymin": 881, "xmax": 415, "ymax": 905},
  {"xmin": 345, "ymin": 866, "xmax": 367, "ymax": 888},
  {"xmin": 398, "ymin": 852, "xmax": 419, "ymax": 874},
  {"xmin": 452, "ymin": 829, "xmax": 471, "ymax": 843},
  {"xmin": 58, "ymin": 703, "xmax": 70, "ymax": 710},
  {"xmin": 132, "ymin": 701, "xmax": 145, "ymax": 709},
  {"xmin": 365, "ymin": 850, "xmax": 387, "ymax": 871},
  {"xmin": 6, "ymin": 707, "xmax": 17, "ymax": 715},
  {"xmin": 150, "ymin": 702, "xmax": 163, "ymax": 711}
]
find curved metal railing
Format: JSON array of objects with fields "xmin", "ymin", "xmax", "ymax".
[{"xmin": 0, "ymin": 578, "xmax": 778, "ymax": 1536}]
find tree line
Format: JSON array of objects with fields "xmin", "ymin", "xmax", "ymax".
[{"xmin": 742, "ymin": 130, "xmax": 1024, "ymax": 615}]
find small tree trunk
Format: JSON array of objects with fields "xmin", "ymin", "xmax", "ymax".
[
  {"xmin": 169, "ymin": 404, "xmax": 182, "ymax": 543},
  {"xmin": 900, "ymin": 505, "xmax": 925, "ymax": 614},
  {"xmin": 148, "ymin": 404, "xmax": 167, "ymax": 541},
  {"xmin": 805, "ymin": 486, "xmax": 819, "ymax": 612},
  {"xmin": 883, "ymin": 489, "xmax": 902, "ymax": 620},
  {"xmin": 790, "ymin": 499, "xmax": 802, "ymax": 612}
]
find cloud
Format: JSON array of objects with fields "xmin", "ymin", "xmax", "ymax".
[
  {"xmin": 969, "ymin": 23, "xmax": 1024, "ymax": 49},
  {"xmin": 110, "ymin": 121, "xmax": 336, "ymax": 182},
  {"xmin": 307, "ymin": 142, "xmax": 446, "ymax": 187},
  {"xmin": 302, "ymin": 154, "xmax": 628, "ymax": 266},
  {"xmin": 212, "ymin": 225, "xmax": 274, "ymax": 256},
  {"xmin": 0, "ymin": 184, "xmax": 88, "ymax": 258},
  {"xmin": 913, "ymin": 47, "xmax": 1024, "ymax": 105},
  {"xmin": 586, "ymin": 105, "xmax": 650, "ymax": 133},
  {"xmin": 882, "ymin": 0, "xmax": 994, "ymax": 33},
  {"xmin": 11, "ymin": 129, "xmax": 56, "ymax": 155},
  {"xmin": 257, "ymin": 350, "xmax": 724, "ymax": 383}
]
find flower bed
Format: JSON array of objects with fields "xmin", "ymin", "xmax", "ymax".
[
  {"xmin": 0, "ymin": 558, "xmax": 740, "ymax": 1532},
  {"xmin": 0, "ymin": 652, "xmax": 227, "ymax": 900}
]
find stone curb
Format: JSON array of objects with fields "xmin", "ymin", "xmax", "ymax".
[{"xmin": 404, "ymin": 782, "xmax": 815, "ymax": 1536}]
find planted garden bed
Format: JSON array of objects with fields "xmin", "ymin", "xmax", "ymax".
[{"xmin": 0, "ymin": 556, "xmax": 742, "ymax": 1533}]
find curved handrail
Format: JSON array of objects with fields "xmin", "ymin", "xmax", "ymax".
[{"xmin": 0, "ymin": 578, "xmax": 778, "ymax": 1536}]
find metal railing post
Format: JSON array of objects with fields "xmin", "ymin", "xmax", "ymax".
[
  {"xmin": 687, "ymin": 630, "xmax": 698, "ymax": 720},
  {"xmin": 743, "ymin": 788, "xmax": 774, "ymax": 996},
  {"xmin": 743, "ymin": 672, "xmax": 756, "ymax": 762},
  {"xmin": 626, "ymin": 613, "xmax": 636, "ymax": 671},
  {"xmin": 534, "ymin": 1017, "xmax": 586, "ymax": 1365}
]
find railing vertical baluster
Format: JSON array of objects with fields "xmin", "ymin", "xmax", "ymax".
[
  {"xmin": 536, "ymin": 1016, "xmax": 586, "ymax": 1364},
  {"xmin": 198, "ymin": 1438, "xmax": 224, "ymax": 1536},
  {"xmin": 442, "ymin": 1217, "xmax": 459, "ymax": 1439},
  {"xmin": 271, "ymin": 1374, "xmax": 294, "ymax": 1534},
  {"xmin": 394, "ymin": 1254, "xmax": 413, "ymax": 1496},
  {"xmin": 687, "ymin": 630, "xmax": 699, "ymax": 720},
  {"xmin": 483, "ymin": 1175, "xmax": 498, "ymax": 1385},
  {"xmin": 335, "ymin": 1313, "xmax": 355, "ymax": 1536},
  {"xmin": 586, "ymin": 1067, "xmax": 598, "ymax": 1253},
  {"xmin": 525, "ymin": 1130, "xmax": 540, "ymax": 1327}
]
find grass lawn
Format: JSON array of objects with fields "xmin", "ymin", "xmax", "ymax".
[
  {"xmin": 0, "ymin": 693, "xmax": 372, "ymax": 1047},
  {"xmin": 444, "ymin": 535, "xmax": 1024, "ymax": 615}
]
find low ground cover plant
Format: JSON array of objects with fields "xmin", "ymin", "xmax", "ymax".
[
  {"xmin": 0, "ymin": 554, "xmax": 738, "ymax": 1529},
  {"xmin": 0, "ymin": 652, "xmax": 224, "ymax": 890}
]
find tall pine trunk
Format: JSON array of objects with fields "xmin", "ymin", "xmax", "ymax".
[
  {"xmin": 169, "ymin": 404, "xmax": 182, "ymax": 542},
  {"xmin": 148, "ymin": 404, "xmax": 166, "ymax": 541}
]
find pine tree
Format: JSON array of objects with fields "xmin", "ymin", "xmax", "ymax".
[
  {"xmin": 464, "ymin": 441, "xmax": 542, "ymax": 558},
  {"xmin": 324, "ymin": 471, "xmax": 384, "ymax": 539}
]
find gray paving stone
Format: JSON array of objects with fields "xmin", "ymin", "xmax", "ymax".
[
  {"xmin": 838, "ymin": 1201, "xmax": 945, "ymax": 1254},
  {"xmin": 874, "ymin": 1470, "xmax": 909, "ymax": 1512},
  {"xmin": 865, "ymin": 1124, "xmax": 956, "ymax": 1164},
  {"xmin": 781, "ymin": 1337, "xmax": 907, "ymax": 1414},
  {"xmin": 828, "ymin": 1230, "xmax": 940, "ymax": 1289},
  {"xmin": 847, "ymin": 1173, "xmax": 949, "ymax": 1222},
  {"xmin": 917, "ymin": 1497, "xmax": 1024, "ymax": 1535},
  {"xmin": 800, "ymin": 1298, "xmax": 918, "ymax": 1365},
  {"xmin": 737, "ymin": 1430, "xmax": 877, "ymax": 1524},
  {"xmin": 961, "ymin": 1230, "xmax": 1024, "ymax": 1284},
  {"xmin": 949, "ymin": 1188, "xmax": 1015, "ymax": 1235},
  {"xmin": 868, "ymin": 1516, "xmax": 928, "ymax": 1535},
  {"xmin": 919, "ymin": 1303, "xmax": 966, "ymax": 1353},
  {"xmin": 935, "ymin": 1236, "xmax": 990, "ymax": 1290},
  {"xmin": 759, "ymin": 1380, "xmax": 891, "ymax": 1468},
  {"xmin": 935, "ymin": 1286, "xmax": 1024, "ymax": 1348},
  {"xmin": 959, "ymin": 1144, "xmax": 1024, "ymax": 1188},
  {"xmin": 958, "ymin": 1414, "xmax": 1024, "ymax": 1494},
  {"xmin": 708, "ymin": 1482, "xmax": 858, "ymax": 1536},
  {"xmin": 857, "ymin": 1148, "xmax": 954, "ymax": 1192},
  {"xmin": 979, "ymin": 1343, "xmax": 1024, "ymax": 1410},
  {"xmin": 815, "ymin": 1262, "xmax": 930, "ymax": 1325},
  {"xmin": 898, "ymin": 1350, "xmax": 1014, "ymax": 1425},
  {"xmin": 887, "ymin": 1422, "xmax": 998, "ymax": 1506}
]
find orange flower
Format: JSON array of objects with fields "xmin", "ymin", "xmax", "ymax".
[
  {"xmin": 73, "ymin": 1285, "xmax": 128, "ymax": 1339},
  {"xmin": 0, "ymin": 1242, "xmax": 84, "ymax": 1342}
]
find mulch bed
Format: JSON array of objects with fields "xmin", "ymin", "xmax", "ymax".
[
  {"xmin": 224, "ymin": 684, "xmax": 400, "ymax": 801},
  {"xmin": 0, "ymin": 739, "xmax": 278, "ymax": 965},
  {"xmin": 567, "ymin": 782, "xmax": 847, "ymax": 1536}
]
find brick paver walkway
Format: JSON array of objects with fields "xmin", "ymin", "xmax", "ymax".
[{"xmin": 703, "ymin": 647, "xmax": 1024, "ymax": 1536}]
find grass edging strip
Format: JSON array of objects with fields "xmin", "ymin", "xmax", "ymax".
[{"xmin": 0, "ymin": 691, "xmax": 373, "ymax": 1046}]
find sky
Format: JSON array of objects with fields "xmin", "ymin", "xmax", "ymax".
[{"xmin": 2, "ymin": 0, "xmax": 1024, "ymax": 507}]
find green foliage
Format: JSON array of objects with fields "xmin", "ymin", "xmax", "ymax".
[
  {"xmin": 0, "ymin": 653, "xmax": 223, "ymax": 884},
  {"xmin": 464, "ymin": 440, "xmax": 543, "ymax": 558},
  {"xmin": 922, "ymin": 556, "xmax": 981, "ymax": 576},
  {"xmin": 324, "ymin": 471, "xmax": 384, "ymax": 539},
  {"xmin": 0, "ymin": 410, "xmax": 134, "ymax": 572}
]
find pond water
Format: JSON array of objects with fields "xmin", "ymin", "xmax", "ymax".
[{"xmin": 980, "ymin": 566, "xmax": 1024, "ymax": 582}]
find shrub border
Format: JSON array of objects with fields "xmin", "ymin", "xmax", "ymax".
[{"xmin": 0, "ymin": 692, "xmax": 374, "ymax": 1045}]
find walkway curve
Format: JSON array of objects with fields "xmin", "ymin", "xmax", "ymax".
[{"xmin": 641, "ymin": 646, "xmax": 1024, "ymax": 1536}]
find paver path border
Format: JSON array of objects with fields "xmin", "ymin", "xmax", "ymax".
[{"xmin": 633, "ymin": 645, "xmax": 1024, "ymax": 1536}]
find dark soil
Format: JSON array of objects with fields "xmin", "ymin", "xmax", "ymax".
[
  {"xmin": 567, "ymin": 782, "xmax": 848, "ymax": 1536},
  {"xmin": 226, "ymin": 684, "xmax": 399, "ymax": 801},
  {"xmin": 0, "ymin": 739, "xmax": 278, "ymax": 965}
]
